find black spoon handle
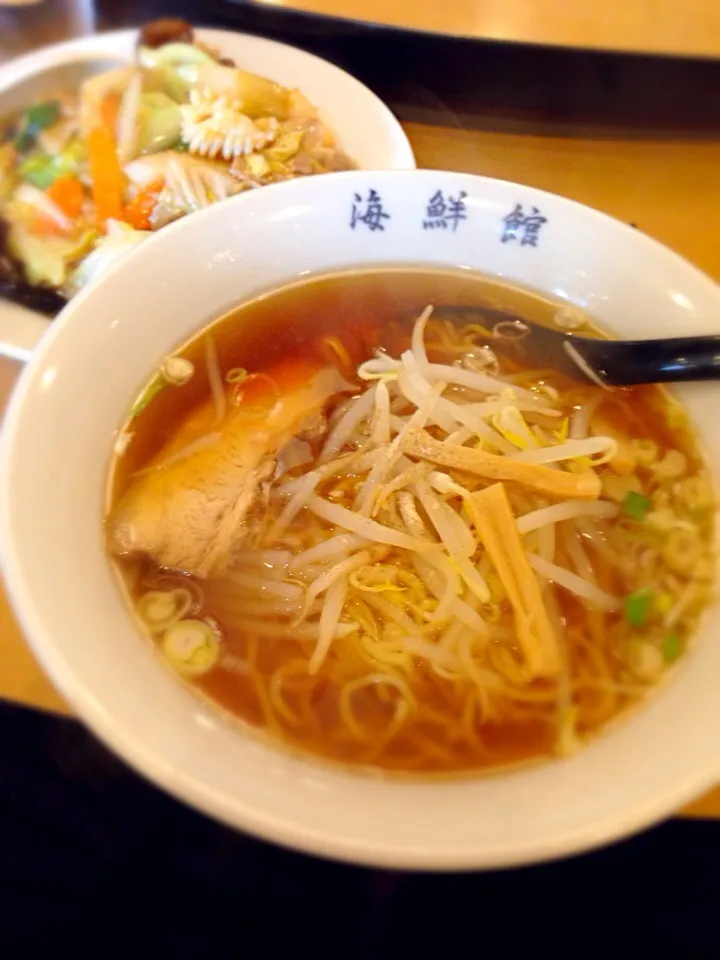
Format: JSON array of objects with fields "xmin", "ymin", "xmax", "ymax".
[
  {"xmin": 423, "ymin": 306, "xmax": 720, "ymax": 386},
  {"xmin": 586, "ymin": 336, "xmax": 720, "ymax": 386}
]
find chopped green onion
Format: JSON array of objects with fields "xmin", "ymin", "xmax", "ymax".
[
  {"xmin": 662, "ymin": 632, "xmax": 683, "ymax": 663},
  {"xmin": 162, "ymin": 619, "xmax": 221, "ymax": 676},
  {"xmin": 226, "ymin": 367, "xmax": 248, "ymax": 384},
  {"xmin": 622, "ymin": 490, "xmax": 652, "ymax": 521},
  {"xmin": 162, "ymin": 356, "xmax": 194, "ymax": 385},
  {"xmin": 131, "ymin": 377, "xmax": 165, "ymax": 417},
  {"xmin": 131, "ymin": 359, "xmax": 194, "ymax": 416},
  {"xmin": 625, "ymin": 588, "xmax": 653, "ymax": 627},
  {"xmin": 137, "ymin": 588, "xmax": 193, "ymax": 632},
  {"xmin": 139, "ymin": 591, "xmax": 177, "ymax": 626}
]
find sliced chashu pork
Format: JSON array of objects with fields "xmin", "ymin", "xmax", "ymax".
[{"xmin": 108, "ymin": 361, "xmax": 347, "ymax": 577}]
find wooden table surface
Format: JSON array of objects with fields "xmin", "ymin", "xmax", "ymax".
[
  {"xmin": 0, "ymin": 0, "xmax": 719, "ymax": 817},
  {"xmin": 255, "ymin": 0, "xmax": 720, "ymax": 59}
]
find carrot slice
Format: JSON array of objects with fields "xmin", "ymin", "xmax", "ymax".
[
  {"xmin": 30, "ymin": 213, "xmax": 63, "ymax": 236},
  {"xmin": 88, "ymin": 127, "xmax": 124, "ymax": 222},
  {"xmin": 46, "ymin": 176, "xmax": 84, "ymax": 218},
  {"xmin": 99, "ymin": 89, "xmax": 121, "ymax": 130},
  {"xmin": 88, "ymin": 92, "xmax": 125, "ymax": 223},
  {"xmin": 123, "ymin": 180, "xmax": 163, "ymax": 230}
]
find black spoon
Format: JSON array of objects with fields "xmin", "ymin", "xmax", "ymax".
[{"xmin": 430, "ymin": 305, "xmax": 720, "ymax": 386}]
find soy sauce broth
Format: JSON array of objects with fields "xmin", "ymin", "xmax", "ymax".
[{"xmin": 108, "ymin": 267, "xmax": 714, "ymax": 775}]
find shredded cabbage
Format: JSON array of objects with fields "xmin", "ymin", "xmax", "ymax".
[
  {"xmin": 65, "ymin": 220, "xmax": 150, "ymax": 296},
  {"xmin": 9, "ymin": 222, "xmax": 95, "ymax": 288},
  {"xmin": 137, "ymin": 92, "xmax": 182, "ymax": 155}
]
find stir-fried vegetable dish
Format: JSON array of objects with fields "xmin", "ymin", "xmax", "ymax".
[{"xmin": 0, "ymin": 19, "xmax": 354, "ymax": 312}]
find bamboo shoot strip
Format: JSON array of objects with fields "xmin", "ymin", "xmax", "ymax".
[
  {"xmin": 469, "ymin": 483, "xmax": 561, "ymax": 679},
  {"xmin": 403, "ymin": 429, "xmax": 601, "ymax": 500}
]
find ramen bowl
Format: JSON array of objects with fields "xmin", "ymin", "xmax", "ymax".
[{"xmin": 1, "ymin": 170, "xmax": 719, "ymax": 869}]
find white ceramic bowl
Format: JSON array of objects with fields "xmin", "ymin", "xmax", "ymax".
[
  {"xmin": 0, "ymin": 26, "xmax": 415, "ymax": 354},
  {"xmin": 2, "ymin": 170, "xmax": 719, "ymax": 870}
]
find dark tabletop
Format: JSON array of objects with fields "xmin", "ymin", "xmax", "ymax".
[{"xmin": 3, "ymin": 698, "xmax": 720, "ymax": 957}]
